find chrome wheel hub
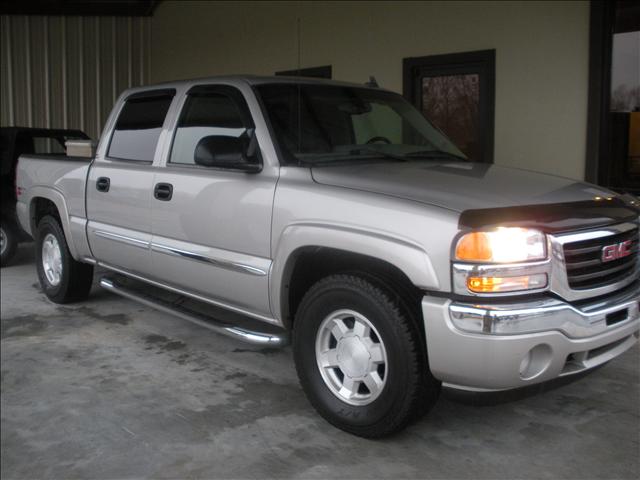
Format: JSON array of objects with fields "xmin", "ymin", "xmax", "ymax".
[
  {"xmin": 315, "ymin": 309, "xmax": 388, "ymax": 406},
  {"xmin": 42, "ymin": 233, "xmax": 63, "ymax": 286},
  {"xmin": 0, "ymin": 227, "xmax": 6, "ymax": 256}
]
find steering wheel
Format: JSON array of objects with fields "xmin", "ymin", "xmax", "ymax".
[{"xmin": 365, "ymin": 136, "xmax": 392, "ymax": 145}]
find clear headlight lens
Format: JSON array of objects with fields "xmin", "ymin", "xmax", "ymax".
[{"xmin": 455, "ymin": 227, "xmax": 547, "ymax": 263}]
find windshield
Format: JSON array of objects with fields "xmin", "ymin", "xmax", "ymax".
[{"xmin": 255, "ymin": 83, "xmax": 466, "ymax": 165}]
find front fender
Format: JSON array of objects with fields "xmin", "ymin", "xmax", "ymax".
[{"xmin": 270, "ymin": 222, "xmax": 440, "ymax": 325}]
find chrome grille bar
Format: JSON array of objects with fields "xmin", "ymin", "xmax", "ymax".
[
  {"xmin": 562, "ymin": 226, "xmax": 638, "ymax": 291},
  {"xmin": 549, "ymin": 222, "xmax": 639, "ymax": 302}
]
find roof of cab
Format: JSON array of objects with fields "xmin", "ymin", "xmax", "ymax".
[{"xmin": 120, "ymin": 74, "xmax": 392, "ymax": 98}]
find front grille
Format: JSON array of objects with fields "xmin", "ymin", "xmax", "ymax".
[{"xmin": 563, "ymin": 227, "xmax": 639, "ymax": 290}]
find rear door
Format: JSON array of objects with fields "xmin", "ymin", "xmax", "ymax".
[
  {"xmin": 150, "ymin": 84, "xmax": 278, "ymax": 319},
  {"xmin": 86, "ymin": 89, "xmax": 176, "ymax": 276}
]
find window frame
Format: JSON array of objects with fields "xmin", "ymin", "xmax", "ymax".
[
  {"xmin": 402, "ymin": 49, "xmax": 496, "ymax": 164},
  {"xmin": 106, "ymin": 88, "xmax": 177, "ymax": 164},
  {"xmin": 165, "ymin": 84, "xmax": 261, "ymax": 171},
  {"xmin": 586, "ymin": 1, "xmax": 640, "ymax": 194}
]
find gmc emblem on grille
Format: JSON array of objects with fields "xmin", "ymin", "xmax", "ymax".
[{"xmin": 601, "ymin": 240, "xmax": 633, "ymax": 262}]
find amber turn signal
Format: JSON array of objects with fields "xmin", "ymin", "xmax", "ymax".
[
  {"xmin": 467, "ymin": 274, "xmax": 547, "ymax": 293},
  {"xmin": 455, "ymin": 232, "xmax": 492, "ymax": 261}
]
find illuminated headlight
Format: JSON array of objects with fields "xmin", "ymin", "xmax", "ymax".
[
  {"xmin": 452, "ymin": 227, "xmax": 550, "ymax": 296},
  {"xmin": 455, "ymin": 228, "xmax": 547, "ymax": 263}
]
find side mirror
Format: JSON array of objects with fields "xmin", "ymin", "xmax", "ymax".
[{"xmin": 194, "ymin": 133, "xmax": 261, "ymax": 173}]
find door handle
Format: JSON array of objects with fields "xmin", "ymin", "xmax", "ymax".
[
  {"xmin": 154, "ymin": 182, "xmax": 173, "ymax": 201},
  {"xmin": 96, "ymin": 177, "xmax": 110, "ymax": 192}
]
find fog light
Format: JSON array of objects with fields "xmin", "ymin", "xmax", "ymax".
[
  {"xmin": 519, "ymin": 344, "xmax": 552, "ymax": 380},
  {"xmin": 467, "ymin": 273, "xmax": 547, "ymax": 293}
]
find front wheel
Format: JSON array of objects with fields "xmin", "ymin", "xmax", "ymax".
[
  {"xmin": 36, "ymin": 215, "xmax": 94, "ymax": 303},
  {"xmin": 293, "ymin": 274, "xmax": 440, "ymax": 438}
]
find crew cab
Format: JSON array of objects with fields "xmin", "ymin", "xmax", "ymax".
[{"xmin": 15, "ymin": 76, "xmax": 640, "ymax": 437}]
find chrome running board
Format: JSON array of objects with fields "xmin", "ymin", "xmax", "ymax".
[{"xmin": 99, "ymin": 277, "xmax": 289, "ymax": 347}]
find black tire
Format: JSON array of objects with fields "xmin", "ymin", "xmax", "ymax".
[
  {"xmin": 293, "ymin": 274, "xmax": 441, "ymax": 438},
  {"xmin": 36, "ymin": 215, "xmax": 94, "ymax": 303},
  {"xmin": 0, "ymin": 221, "xmax": 19, "ymax": 267}
]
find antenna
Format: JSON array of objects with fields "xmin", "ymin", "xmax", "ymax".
[
  {"xmin": 296, "ymin": 16, "xmax": 302, "ymax": 165},
  {"xmin": 297, "ymin": 17, "xmax": 301, "ymax": 75}
]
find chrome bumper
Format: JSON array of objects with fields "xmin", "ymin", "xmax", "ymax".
[{"xmin": 422, "ymin": 283, "xmax": 640, "ymax": 391}]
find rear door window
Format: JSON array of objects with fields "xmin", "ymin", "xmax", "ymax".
[{"xmin": 108, "ymin": 90, "xmax": 175, "ymax": 161}]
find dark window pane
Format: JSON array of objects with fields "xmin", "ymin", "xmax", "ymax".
[
  {"xmin": 170, "ymin": 93, "xmax": 247, "ymax": 165},
  {"xmin": 606, "ymin": 31, "xmax": 640, "ymax": 194},
  {"xmin": 32, "ymin": 137, "xmax": 65, "ymax": 154},
  {"xmin": 421, "ymin": 74, "xmax": 480, "ymax": 161},
  {"xmin": 108, "ymin": 95, "xmax": 173, "ymax": 161}
]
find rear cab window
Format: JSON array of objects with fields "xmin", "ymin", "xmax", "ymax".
[{"xmin": 108, "ymin": 89, "xmax": 176, "ymax": 162}]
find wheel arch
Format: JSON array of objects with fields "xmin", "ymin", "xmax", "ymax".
[
  {"xmin": 270, "ymin": 224, "xmax": 440, "ymax": 328},
  {"xmin": 28, "ymin": 188, "xmax": 79, "ymax": 259}
]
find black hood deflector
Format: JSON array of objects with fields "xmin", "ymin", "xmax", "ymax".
[{"xmin": 459, "ymin": 197, "xmax": 640, "ymax": 233}]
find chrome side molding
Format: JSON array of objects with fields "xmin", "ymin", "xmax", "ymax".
[
  {"xmin": 92, "ymin": 229, "xmax": 268, "ymax": 277},
  {"xmin": 94, "ymin": 230, "xmax": 150, "ymax": 249},
  {"xmin": 150, "ymin": 243, "xmax": 268, "ymax": 276},
  {"xmin": 99, "ymin": 277, "xmax": 289, "ymax": 347}
]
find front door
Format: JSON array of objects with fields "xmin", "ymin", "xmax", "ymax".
[{"xmin": 150, "ymin": 85, "xmax": 277, "ymax": 319}]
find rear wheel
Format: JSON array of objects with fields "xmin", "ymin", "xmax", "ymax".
[
  {"xmin": 0, "ymin": 221, "xmax": 18, "ymax": 267},
  {"xmin": 293, "ymin": 274, "xmax": 440, "ymax": 438},
  {"xmin": 36, "ymin": 215, "xmax": 94, "ymax": 303}
]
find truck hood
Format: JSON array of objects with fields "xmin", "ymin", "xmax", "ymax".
[
  {"xmin": 311, "ymin": 161, "xmax": 639, "ymax": 232},
  {"xmin": 311, "ymin": 161, "xmax": 610, "ymax": 211}
]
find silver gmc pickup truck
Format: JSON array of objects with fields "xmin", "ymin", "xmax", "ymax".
[{"xmin": 16, "ymin": 76, "xmax": 640, "ymax": 437}]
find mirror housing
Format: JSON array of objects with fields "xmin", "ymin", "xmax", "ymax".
[{"xmin": 194, "ymin": 132, "xmax": 261, "ymax": 172}]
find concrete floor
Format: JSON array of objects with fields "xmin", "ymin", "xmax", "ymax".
[{"xmin": 2, "ymin": 244, "xmax": 639, "ymax": 480}]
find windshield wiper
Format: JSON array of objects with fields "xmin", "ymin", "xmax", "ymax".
[
  {"xmin": 403, "ymin": 150, "xmax": 467, "ymax": 161},
  {"xmin": 299, "ymin": 147, "xmax": 465, "ymax": 166},
  {"xmin": 348, "ymin": 147, "xmax": 408, "ymax": 162}
]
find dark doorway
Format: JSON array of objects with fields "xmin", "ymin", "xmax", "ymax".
[
  {"xmin": 587, "ymin": 1, "xmax": 640, "ymax": 195},
  {"xmin": 403, "ymin": 50, "xmax": 495, "ymax": 163},
  {"xmin": 275, "ymin": 65, "xmax": 332, "ymax": 79}
]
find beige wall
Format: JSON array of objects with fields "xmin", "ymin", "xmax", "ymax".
[
  {"xmin": 151, "ymin": 0, "xmax": 590, "ymax": 180},
  {"xmin": 1, "ymin": 15, "xmax": 151, "ymax": 140}
]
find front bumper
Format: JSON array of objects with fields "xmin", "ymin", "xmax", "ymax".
[{"xmin": 422, "ymin": 282, "xmax": 640, "ymax": 391}]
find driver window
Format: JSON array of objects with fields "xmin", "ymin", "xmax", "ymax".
[
  {"xmin": 170, "ymin": 93, "xmax": 247, "ymax": 165},
  {"xmin": 352, "ymin": 103, "xmax": 403, "ymax": 144}
]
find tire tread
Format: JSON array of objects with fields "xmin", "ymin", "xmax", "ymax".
[{"xmin": 294, "ymin": 274, "xmax": 440, "ymax": 438}]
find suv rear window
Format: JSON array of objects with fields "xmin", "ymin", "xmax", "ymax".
[{"xmin": 108, "ymin": 91, "xmax": 174, "ymax": 161}]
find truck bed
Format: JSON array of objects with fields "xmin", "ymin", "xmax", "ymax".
[{"xmin": 16, "ymin": 154, "xmax": 93, "ymax": 238}]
